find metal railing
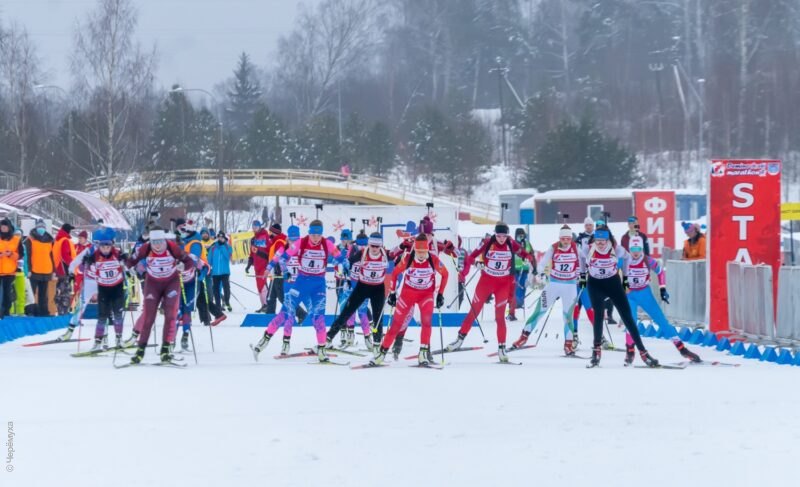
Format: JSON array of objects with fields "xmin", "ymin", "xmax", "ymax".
[
  {"xmin": 776, "ymin": 266, "xmax": 800, "ymax": 345},
  {"xmin": 662, "ymin": 259, "xmax": 706, "ymax": 327},
  {"xmin": 726, "ymin": 261, "xmax": 775, "ymax": 342},
  {"xmin": 85, "ymin": 168, "xmax": 500, "ymax": 220}
]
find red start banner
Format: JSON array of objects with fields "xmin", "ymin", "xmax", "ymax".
[
  {"xmin": 708, "ymin": 159, "xmax": 782, "ymax": 333},
  {"xmin": 633, "ymin": 190, "xmax": 675, "ymax": 259}
]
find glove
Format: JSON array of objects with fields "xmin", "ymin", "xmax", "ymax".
[
  {"xmin": 387, "ymin": 292, "xmax": 397, "ymax": 307},
  {"xmin": 578, "ymin": 273, "xmax": 587, "ymax": 289},
  {"xmin": 622, "ymin": 276, "xmax": 630, "ymax": 291},
  {"xmin": 660, "ymin": 287, "xmax": 670, "ymax": 304},
  {"xmin": 176, "ymin": 262, "xmax": 185, "ymax": 273},
  {"xmin": 436, "ymin": 293, "xmax": 444, "ymax": 309}
]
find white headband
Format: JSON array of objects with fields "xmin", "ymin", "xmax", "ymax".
[
  {"xmin": 368, "ymin": 237, "xmax": 383, "ymax": 246},
  {"xmin": 559, "ymin": 228, "xmax": 572, "ymax": 238}
]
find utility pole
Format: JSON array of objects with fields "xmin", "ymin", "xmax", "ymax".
[{"xmin": 490, "ymin": 57, "xmax": 509, "ymax": 167}]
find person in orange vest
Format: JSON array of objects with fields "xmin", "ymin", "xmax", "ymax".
[
  {"xmin": 24, "ymin": 219, "xmax": 55, "ymax": 317},
  {"xmin": 681, "ymin": 222, "xmax": 706, "ymax": 260},
  {"xmin": 53, "ymin": 223, "xmax": 77, "ymax": 315},
  {"xmin": 0, "ymin": 218, "xmax": 22, "ymax": 319}
]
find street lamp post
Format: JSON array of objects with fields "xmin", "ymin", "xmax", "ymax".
[{"xmin": 171, "ymin": 86, "xmax": 226, "ymax": 232}]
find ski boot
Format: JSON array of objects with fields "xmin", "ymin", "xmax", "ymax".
[
  {"xmin": 122, "ymin": 331, "xmax": 139, "ymax": 348},
  {"xmin": 506, "ymin": 314, "xmax": 517, "ymax": 322},
  {"xmin": 101, "ymin": 334, "xmax": 109, "ymax": 350},
  {"xmin": 445, "ymin": 333, "xmax": 466, "ymax": 352},
  {"xmin": 317, "ymin": 345, "xmax": 330, "ymax": 363},
  {"xmin": 130, "ymin": 346, "xmax": 145, "ymax": 365},
  {"xmin": 563, "ymin": 339, "xmax": 575, "ymax": 356},
  {"xmin": 115, "ymin": 333, "xmax": 123, "ymax": 349},
  {"xmin": 364, "ymin": 334, "xmax": 374, "ymax": 353},
  {"xmin": 418, "ymin": 346, "xmax": 430, "ymax": 366},
  {"xmin": 254, "ymin": 332, "xmax": 272, "ymax": 354},
  {"xmin": 391, "ymin": 337, "xmax": 404, "ymax": 361},
  {"xmin": 181, "ymin": 332, "xmax": 190, "ymax": 352},
  {"xmin": 370, "ymin": 347, "xmax": 388, "ymax": 366},
  {"xmin": 511, "ymin": 331, "xmax": 530, "ymax": 350},
  {"xmin": 573, "ymin": 334, "xmax": 580, "ymax": 349},
  {"xmin": 89, "ymin": 339, "xmax": 104, "ymax": 353},
  {"xmin": 343, "ymin": 328, "xmax": 355, "ymax": 348},
  {"xmin": 256, "ymin": 304, "xmax": 268, "ymax": 313},
  {"xmin": 601, "ymin": 336, "xmax": 613, "ymax": 350},
  {"xmin": 57, "ymin": 326, "xmax": 75, "ymax": 342},
  {"xmin": 675, "ymin": 341, "xmax": 702, "ymax": 363},
  {"xmin": 160, "ymin": 344, "xmax": 175, "ymax": 363},
  {"xmin": 497, "ymin": 344, "xmax": 509, "ymax": 363},
  {"xmin": 280, "ymin": 337, "xmax": 291, "ymax": 356},
  {"xmin": 624, "ymin": 344, "xmax": 635, "ymax": 366},
  {"xmin": 639, "ymin": 350, "xmax": 659, "ymax": 368},
  {"xmin": 588, "ymin": 346, "xmax": 602, "ymax": 368},
  {"xmin": 225, "ymin": 304, "xmax": 233, "ymax": 312}
]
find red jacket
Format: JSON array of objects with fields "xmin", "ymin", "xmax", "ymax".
[
  {"xmin": 249, "ymin": 228, "xmax": 271, "ymax": 269},
  {"xmin": 53, "ymin": 229, "xmax": 76, "ymax": 277}
]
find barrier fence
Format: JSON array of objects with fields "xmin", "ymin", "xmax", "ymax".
[
  {"xmin": 776, "ymin": 266, "xmax": 800, "ymax": 344},
  {"xmin": 662, "ymin": 259, "xmax": 706, "ymax": 327},
  {"xmin": 726, "ymin": 262, "xmax": 775, "ymax": 342}
]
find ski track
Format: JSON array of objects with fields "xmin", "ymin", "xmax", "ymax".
[{"xmin": 1, "ymin": 265, "xmax": 796, "ymax": 487}]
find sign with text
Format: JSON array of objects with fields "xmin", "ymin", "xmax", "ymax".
[
  {"xmin": 633, "ymin": 190, "xmax": 675, "ymax": 258},
  {"xmin": 708, "ymin": 159, "xmax": 782, "ymax": 332}
]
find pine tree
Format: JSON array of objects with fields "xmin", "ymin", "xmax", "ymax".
[
  {"xmin": 525, "ymin": 117, "xmax": 639, "ymax": 191},
  {"xmin": 295, "ymin": 113, "xmax": 341, "ymax": 171},
  {"xmin": 364, "ymin": 121, "xmax": 393, "ymax": 177},
  {"xmin": 226, "ymin": 52, "xmax": 263, "ymax": 135},
  {"xmin": 244, "ymin": 104, "xmax": 289, "ymax": 169},
  {"xmin": 147, "ymin": 86, "xmax": 196, "ymax": 170},
  {"xmin": 192, "ymin": 107, "xmax": 221, "ymax": 169},
  {"xmin": 341, "ymin": 112, "xmax": 366, "ymax": 172}
]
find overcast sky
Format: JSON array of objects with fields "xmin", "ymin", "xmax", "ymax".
[{"xmin": 1, "ymin": 0, "xmax": 317, "ymax": 93}]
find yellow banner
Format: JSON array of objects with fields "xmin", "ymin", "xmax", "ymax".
[
  {"xmin": 230, "ymin": 231, "xmax": 253, "ymax": 262},
  {"xmin": 782, "ymin": 202, "xmax": 800, "ymax": 220}
]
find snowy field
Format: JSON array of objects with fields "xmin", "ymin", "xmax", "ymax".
[{"xmin": 1, "ymin": 265, "xmax": 798, "ymax": 487}]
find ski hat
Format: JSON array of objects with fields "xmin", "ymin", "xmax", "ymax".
[
  {"xmin": 583, "ymin": 217, "xmax": 594, "ymax": 225},
  {"xmin": 309, "ymin": 219, "xmax": 323, "ymax": 235},
  {"xmin": 269, "ymin": 223, "xmax": 282, "ymax": 234},
  {"xmin": 594, "ymin": 229, "xmax": 610, "ymax": 240},
  {"xmin": 419, "ymin": 218, "xmax": 434, "ymax": 235},
  {"xmin": 35, "ymin": 218, "xmax": 46, "ymax": 229},
  {"xmin": 405, "ymin": 221, "xmax": 418, "ymax": 235},
  {"xmin": 559, "ymin": 225, "xmax": 572, "ymax": 239},
  {"xmin": 287, "ymin": 225, "xmax": 300, "ymax": 241},
  {"xmin": 629, "ymin": 236, "xmax": 644, "ymax": 251},
  {"xmin": 94, "ymin": 227, "xmax": 116, "ymax": 244},
  {"xmin": 176, "ymin": 218, "xmax": 196, "ymax": 233},
  {"xmin": 368, "ymin": 232, "xmax": 383, "ymax": 247},
  {"xmin": 628, "ymin": 215, "xmax": 638, "ymax": 223},
  {"xmin": 61, "ymin": 223, "xmax": 75, "ymax": 233},
  {"xmin": 326, "ymin": 236, "xmax": 335, "ymax": 244},
  {"xmin": 515, "ymin": 227, "xmax": 526, "ymax": 237},
  {"xmin": 252, "ymin": 220, "xmax": 262, "ymax": 229},
  {"xmin": 216, "ymin": 231, "xmax": 228, "ymax": 241},
  {"xmin": 495, "ymin": 221, "xmax": 510, "ymax": 235},
  {"xmin": 148, "ymin": 229, "xmax": 174, "ymax": 241},
  {"xmin": 78, "ymin": 230, "xmax": 89, "ymax": 239},
  {"xmin": 200, "ymin": 227, "xmax": 210, "ymax": 236},
  {"xmin": 355, "ymin": 231, "xmax": 368, "ymax": 246},
  {"xmin": 341, "ymin": 229, "xmax": 353, "ymax": 241}
]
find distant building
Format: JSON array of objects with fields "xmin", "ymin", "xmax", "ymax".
[
  {"xmin": 521, "ymin": 188, "xmax": 707, "ymax": 224},
  {"xmin": 498, "ymin": 189, "xmax": 538, "ymax": 224}
]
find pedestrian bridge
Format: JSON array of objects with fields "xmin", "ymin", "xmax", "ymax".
[{"xmin": 85, "ymin": 168, "xmax": 499, "ymax": 223}]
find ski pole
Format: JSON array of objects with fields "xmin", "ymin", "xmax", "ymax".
[
  {"xmin": 533, "ymin": 299, "xmax": 557, "ymax": 347},
  {"xmin": 446, "ymin": 269, "xmax": 477, "ymax": 309},
  {"xmin": 203, "ymin": 279, "xmax": 215, "ymax": 352},
  {"xmin": 230, "ymin": 279, "xmax": 259, "ymax": 296},
  {"xmin": 461, "ymin": 286, "xmax": 489, "ymax": 344}
]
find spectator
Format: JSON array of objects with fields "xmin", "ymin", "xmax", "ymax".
[
  {"xmin": 0, "ymin": 218, "xmax": 22, "ymax": 319},
  {"xmin": 682, "ymin": 222, "xmax": 706, "ymax": 260},
  {"xmin": 53, "ymin": 223, "xmax": 76, "ymax": 315},
  {"xmin": 265, "ymin": 223, "xmax": 287, "ymax": 313},
  {"xmin": 209, "ymin": 232, "xmax": 233, "ymax": 312},
  {"xmin": 25, "ymin": 219, "xmax": 55, "ymax": 317},
  {"xmin": 509, "ymin": 227, "xmax": 533, "ymax": 321},
  {"xmin": 620, "ymin": 215, "xmax": 650, "ymax": 255}
]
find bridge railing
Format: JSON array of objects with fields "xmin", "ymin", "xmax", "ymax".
[{"xmin": 86, "ymin": 168, "xmax": 500, "ymax": 219}]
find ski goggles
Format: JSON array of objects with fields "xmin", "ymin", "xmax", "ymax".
[
  {"xmin": 308, "ymin": 225, "xmax": 323, "ymax": 235},
  {"xmin": 593, "ymin": 230, "xmax": 609, "ymax": 240}
]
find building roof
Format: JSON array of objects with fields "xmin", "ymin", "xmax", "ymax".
[
  {"xmin": 532, "ymin": 189, "xmax": 633, "ymax": 203},
  {"xmin": 498, "ymin": 188, "xmax": 538, "ymax": 197}
]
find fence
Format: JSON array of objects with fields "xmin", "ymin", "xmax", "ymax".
[
  {"xmin": 776, "ymin": 266, "xmax": 800, "ymax": 344},
  {"xmin": 726, "ymin": 261, "xmax": 775, "ymax": 342},
  {"xmin": 662, "ymin": 259, "xmax": 706, "ymax": 326}
]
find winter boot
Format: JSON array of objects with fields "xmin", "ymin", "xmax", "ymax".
[
  {"xmin": 254, "ymin": 332, "xmax": 272, "ymax": 353},
  {"xmin": 57, "ymin": 326, "xmax": 75, "ymax": 342},
  {"xmin": 391, "ymin": 337, "xmax": 404, "ymax": 361},
  {"xmin": 588, "ymin": 346, "xmax": 602, "ymax": 367},
  {"xmin": 418, "ymin": 346, "xmax": 430, "ymax": 366},
  {"xmin": 181, "ymin": 332, "xmax": 190, "ymax": 352},
  {"xmin": 281, "ymin": 337, "xmax": 291, "ymax": 356},
  {"xmin": 563, "ymin": 339, "xmax": 575, "ymax": 356},
  {"xmin": 624, "ymin": 344, "xmax": 635, "ymax": 366},
  {"xmin": 89, "ymin": 339, "xmax": 104, "ymax": 353},
  {"xmin": 317, "ymin": 345, "xmax": 330, "ymax": 363},
  {"xmin": 445, "ymin": 333, "xmax": 466, "ymax": 352},
  {"xmin": 498, "ymin": 344, "xmax": 509, "ymax": 363},
  {"xmin": 160, "ymin": 344, "xmax": 174, "ymax": 363},
  {"xmin": 130, "ymin": 346, "xmax": 145, "ymax": 365},
  {"xmin": 639, "ymin": 350, "xmax": 660, "ymax": 368},
  {"xmin": 370, "ymin": 347, "xmax": 388, "ymax": 366},
  {"xmin": 675, "ymin": 341, "xmax": 702, "ymax": 363},
  {"xmin": 122, "ymin": 331, "xmax": 139, "ymax": 348},
  {"xmin": 511, "ymin": 331, "xmax": 530, "ymax": 350}
]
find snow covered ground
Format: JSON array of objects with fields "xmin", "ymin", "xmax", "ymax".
[{"xmin": 1, "ymin": 264, "xmax": 798, "ymax": 487}]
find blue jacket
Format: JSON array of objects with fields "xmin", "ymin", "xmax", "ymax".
[{"xmin": 208, "ymin": 241, "xmax": 232, "ymax": 276}]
